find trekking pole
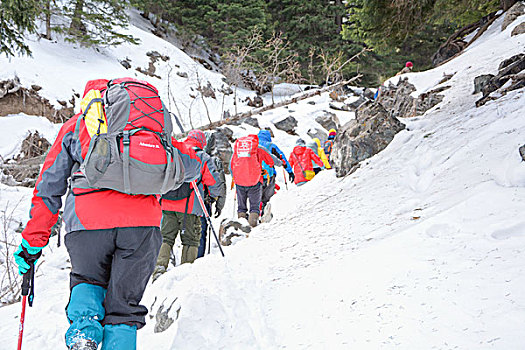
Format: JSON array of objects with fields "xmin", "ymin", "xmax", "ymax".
[
  {"xmin": 282, "ymin": 168, "xmax": 288, "ymax": 190},
  {"xmin": 18, "ymin": 263, "xmax": 35, "ymax": 350},
  {"xmin": 231, "ymin": 179, "xmax": 236, "ymax": 218},
  {"xmin": 191, "ymin": 181, "xmax": 225, "ymax": 257}
]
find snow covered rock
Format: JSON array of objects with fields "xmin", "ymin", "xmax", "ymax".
[
  {"xmin": 378, "ymin": 77, "xmax": 445, "ymax": 118},
  {"xmin": 332, "ymin": 100, "xmax": 405, "ymax": 177},
  {"xmin": 273, "ymin": 116, "xmax": 298, "ymax": 135},
  {"xmin": 314, "ymin": 111, "xmax": 340, "ymax": 131},
  {"xmin": 502, "ymin": 1, "xmax": 525, "ymax": 31}
]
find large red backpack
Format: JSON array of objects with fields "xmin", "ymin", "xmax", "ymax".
[
  {"xmin": 72, "ymin": 78, "xmax": 184, "ymax": 195},
  {"xmin": 230, "ymin": 135, "xmax": 261, "ymax": 186}
]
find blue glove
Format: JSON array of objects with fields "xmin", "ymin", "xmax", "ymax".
[{"xmin": 14, "ymin": 239, "xmax": 43, "ymax": 275}]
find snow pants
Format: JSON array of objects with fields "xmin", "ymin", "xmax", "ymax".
[
  {"xmin": 261, "ymin": 175, "xmax": 276, "ymax": 207},
  {"xmin": 64, "ymin": 226, "xmax": 162, "ymax": 349},
  {"xmin": 236, "ymin": 183, "xmax": 262, "ymax": 215}
]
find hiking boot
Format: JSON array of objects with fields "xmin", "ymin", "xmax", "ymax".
[
  {"xmin": 152, "ymin": 265, "xmax": 166, "ymax": 282},
  {"xmin": 181, "ymin": 245, "xmax": 198, "ymax": 264},
  {"xmin": 248, "ymin": 212, "xmax": 259, "ymax": 227},
  {"xmin": 238, "ymin": 212, "xmax": 248, "ymax": 220},
  {"xmin": 69, "ymin": 339, "xmax": 98, "ymax": 350},
  {"xmin": 260, "ymin": 203, "xmax": 272, "ymax": 223}
]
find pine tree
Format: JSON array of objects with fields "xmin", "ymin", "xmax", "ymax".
[
  {"xmin": 56, "ymin": 0, "xmax": 139, "ymax": 46},
  {"xmin": 0, "ymin": 0, "xmax": 38, "ymax": 56}
]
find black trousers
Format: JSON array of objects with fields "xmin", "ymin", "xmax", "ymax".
[
  {"xmin": 236, "ymin": 182, "xmax": 262, "ymax": 214},
  {"xmin": 65, "ymin": 226, "xmax": 162, "ymax": 328}
]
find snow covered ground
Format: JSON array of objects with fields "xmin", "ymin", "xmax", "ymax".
[{"xmin": 0, "ymin": 10, "xmax": 524, "ymax": 350}]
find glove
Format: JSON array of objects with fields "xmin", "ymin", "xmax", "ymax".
[
  {"xmin": 288, "ymin": 172, "xmax": 295, "ymax": 182},
  {"xmin": 214, "ymin": 206, "xmax": 222, "ymax": 218},
  {"xmin": 14, "ymin": 240, "xmax": 43, "ymax": 275}
]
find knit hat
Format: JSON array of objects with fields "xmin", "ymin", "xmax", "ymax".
[
  {"xmin": 328, "ymin": 128, "xmax": 337, "ymax": 137},
  {"xmin": 296, "ymin": 138, "xmax": 306, "ymax": 146},
  {"xmin": 405, "ymin": 61, "xmax": 413, "ymax": 68},
  {"xmin": 188, "ymin": 129, "xmax": 207, "ymax": 149}
]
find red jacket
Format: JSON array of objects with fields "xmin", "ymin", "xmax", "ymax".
[
  {"xmin": 22, "ymin": 79, "xmax": 200, "ymax": 248},
  {"xmin": 161, "ymin": 138, "xmax": 221, "ymax": 215},
  {"xmin": 289, "ymin": 146, "xmax": 323, "ymax": 184}
]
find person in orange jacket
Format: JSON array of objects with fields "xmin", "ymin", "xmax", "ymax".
[{"xmin": 289, "ymin": 138, "xmax": 324, "ymax": 186}]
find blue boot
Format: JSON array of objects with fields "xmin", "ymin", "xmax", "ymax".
[
  {"xmin": 65, "ymin": 283, "xmax": 106, "ymax": 349},
  {"xmin": 101, "ymin": 324, "xmax": 137, "ymax": 350}
]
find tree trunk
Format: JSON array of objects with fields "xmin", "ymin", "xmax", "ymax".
[
  {"xmin": 69, "ymin": 0, "xmax": 86, "ymax": 35},
  {"xmin": 44, "ymin": 0, "xmax": 51, "ymax": 40},
  {"xmin": 335, "ymin": 0, "xmax": 343, "ymax": 33},
  {"xmin": 501, "ymin": 0, "xmax": 518, "ymax": 11}
]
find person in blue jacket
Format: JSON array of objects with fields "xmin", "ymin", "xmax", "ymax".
[{"xmin": 258, "ymin": 130, "xmax": 294, "ymax": 216}]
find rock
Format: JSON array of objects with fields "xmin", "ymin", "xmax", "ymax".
[
  {"xmin": 474, "ymin": 74, "xmax": 496, "ymax": 94},
  {"xmin": 511, "ymin": 22, "xmax": 525, "ymax": 36},
  {"xmin": 431, "ymin": 39, "xmax": 467, "ymax": 66},
  {"xmin": 329, "ymin": 103, "xmax": 350, "ymax": 111},
  {"xmin": 241, "ymin": 116, "xmax": 260, "ymax": 129},
  {"xmin": 363, "ymin": 88, "xmax": 375, "ymax": 100},
  {"xmin": 347, "ymin": 95, "xmax": 367, "ymax": 110},
  {"xmin": 315, "ymin": 111, "xmax": 340, "ymax": 131},
  {"xmin": 476, "ymin": 54, "xmax": 525, "ymax": 106},
  {"xmin": 273, "ymin": 116, "xmax": 298, "ymax": 135},
  {"xmin": 176, "ymin": 71, "xmax": 188, "ymax": 78},
  {"xmin": 307, "ymin": 128, "xmax": 327, "ymax": 142},
  {"xmin": 147, "ymin": 51, "xmax": 169, "ymax": 61},
  {"xmin": 332, "ymin": 101, "xmax": 405, "ymax": 177},
  {"xmin": 31, "ymin": 84, "xmax": 42, "ymax": 91},
  {"xmin": 219, "ymin": 219, "xmax": 251, "ymax": 246},
  {"xmin": 119, "ymin": 59, "xmax": 131, "ymax": 69},
  {"xmin": 377, "ymin": 77, "xmax": 444, "ymax": 118},
  {"xmin": 520, "ymin": 144, "xmax": 525, "ymax": 162},
  {"xmin": 219, "ymin": 85, "xmax": 233, "ymax": 95},
  {"xmin": 502, "ymin": 2, "xmax": 525, "ymax": 31}
]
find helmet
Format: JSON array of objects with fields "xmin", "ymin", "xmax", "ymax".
[{"xmin": 405, "ymin": 61, "xmax": 413, "ymax": 68}]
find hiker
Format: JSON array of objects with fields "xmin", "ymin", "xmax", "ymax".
[
  {"xmin": 197, "ymin": 131, "xmax": 227, "ymax": 258},
  {"xmin": 396, "ymin": 61, "xmax": 413, "ymax": 76},
  {"xmin": 313, "ymin": 137, "xmax": 331, "ymax": 170},
  {"xmin": 13, "ymin": 78, "xmax": 199, "ymax": 350},
  {"xmin": 323, "ymin": 129, "xmax": 336, "ymax": 165},
  {"xmin": 306, "ymin": 140, "xmax": 324, "ymax": 175},
  {"xmin": 289, "ymin": 138, "xmax": 324, "ymax": 186},
  {"xmin": 230, "ymin": 134, "xmax": 275, "ymax": 227},
  {"xmin": 154, "ymin": 129, "xmax": 221, "ymax": 276},
  {"xmin": 257, "ymin": 129, "xmax": 293, "ymax": 217}
]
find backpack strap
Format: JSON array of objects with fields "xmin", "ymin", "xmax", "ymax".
[{"xmin": 292, "ymin": 152, "xmax": 307, "ymax": 178}]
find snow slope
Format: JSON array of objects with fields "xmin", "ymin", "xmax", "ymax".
[{"xmin": 0, "ymin": 11, "xmax": 524, "ymax": 350}]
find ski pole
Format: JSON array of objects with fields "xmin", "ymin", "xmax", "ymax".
[
  {"xmin": 191, "ymin": 181, "xmax": 225, "ymax": 257},
  {"xmin": 18, "ymin": 263, "xmax": 35, "ymax": 350},
  {"xmin": 282, "ymin": 168, "xmax": 288, "ymax": 190}
]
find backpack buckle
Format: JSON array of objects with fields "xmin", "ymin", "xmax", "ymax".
[{"xmin": 122, "ymin": 132, "xmax": 130, "ymax": 145}]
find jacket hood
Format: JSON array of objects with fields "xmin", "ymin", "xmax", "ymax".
[
  {"xmin": 293, "ymin": 145, "xmax": 306, "ymax": 155},
  {"xmin": 83, "ymin": 79, "xmax": 109, "ymax": 97},
  {"xmin": 258, "ymin": 130, "xmax": 272, "ymax": 143}
]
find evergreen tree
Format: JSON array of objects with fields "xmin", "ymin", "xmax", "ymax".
[
  {"xmin": 0, "ymin": 0, "xmax": 38, "ymax": 56},
  {"xmin": 56, "ymin": 0, "xmax": 138, "ymax": 46},
  {"xmin": 169, "ymin": 0, "xmax": 268, "ymax": 52}
]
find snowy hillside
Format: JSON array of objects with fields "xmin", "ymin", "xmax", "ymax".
[
  {"xmin": 0, "ymin": 9, "xmax": 273, "ymax": 129},
  {"xmin": 0, "ymin": 9, "xmax": 524, "ymax": 350}
]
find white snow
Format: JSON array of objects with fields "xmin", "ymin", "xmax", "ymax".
[{"xmin": 0, "ymin": 9, "xmax": 525, "ymax": 350}]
